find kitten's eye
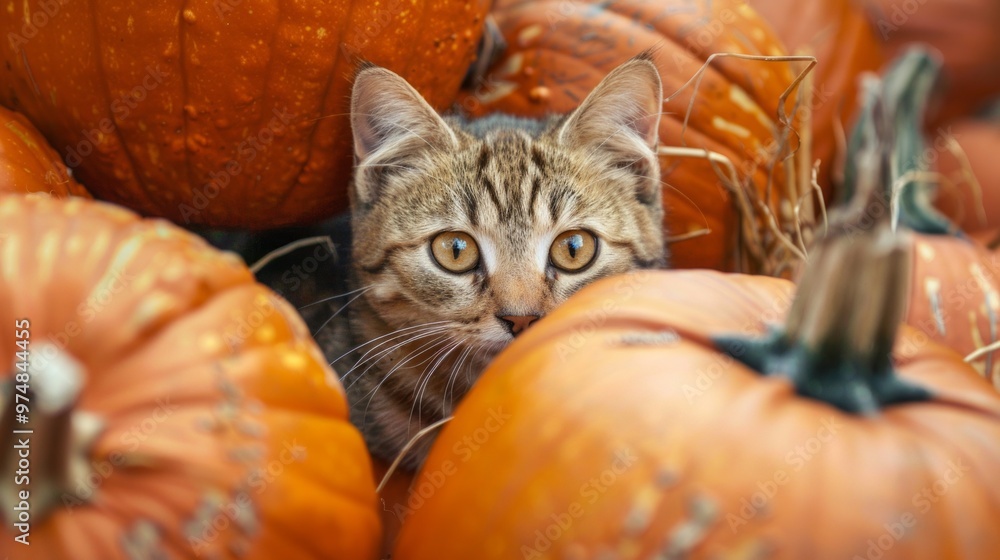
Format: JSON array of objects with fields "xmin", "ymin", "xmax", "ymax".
[
  {"xmin": 431, "ymin": 232, "xmax": 480, "ymax": 273},
  {"xmin": 550, "ymin": 230, "xmax": 598, "ymax": 272}
]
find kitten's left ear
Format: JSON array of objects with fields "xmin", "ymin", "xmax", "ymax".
[{"xmin": 557, "ymin": 54, "xmax": 663, "ymax": 194}]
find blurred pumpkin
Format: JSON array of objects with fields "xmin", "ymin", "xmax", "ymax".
[
  {"xmin": 0, "ymin": 106, "xmax": 89, "ymax": 198},
  {"xmin": 841, "ymin": 49, "xmax": 1000, "ymax": 390},
  {"xmin": 930, "ymin": 118, "xmax": 1000, "ymax": 234},
  {"xmin": 749, "ymin": 0, "xmax": 885, "ymax": 188},
  {"xmin": 907, "ymin": 235, "xmax": 1000, "ymax": 389},
  {"xmin": 0, "ymin": 195, "xmax": 380, "ymax": 559},
  {"xmin": 455, "ymin": 0, "xmax": 818, "ymax": 275},
  {"xmin": 393, "ymin": 225, "xmax": 1000, "ymax": 559},
  {"xmin": 0, "ymin": 1, "xmax": 490, "ymax": 228},
  {"xmin": 863, "ymin": 0, "xmax": 1000, "ymax": 127}
]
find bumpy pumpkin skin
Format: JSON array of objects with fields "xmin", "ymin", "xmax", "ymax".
[
  {"xmin": 0, "ymin": 106, "xmax": 90, "ymax": 198},
  {"xmin": 906, "ymin": 235, "xmax": 1000, "ymax": 390},
  {"xmin": 455, "ymin": 0, "xmax": 804, "ymax": 272},
  {"xmin": 0, "ymin": 1, "xmax": 489, "ymax": 228},
  {"xmin": 0, "ymin": 196, "xmax": 380, "ymax": 559},
  {"xmin": 395, "ymin": 270, "xmax": 1000, "ymax": 559}
]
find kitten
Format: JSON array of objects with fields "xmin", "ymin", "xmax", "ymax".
[{"xmin": 329, "ymin": 54, "xmax": 666, "ymax": 470}]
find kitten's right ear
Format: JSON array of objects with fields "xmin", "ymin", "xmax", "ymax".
[
  {"xmin": 556, "ymin": 54, "xmax": 663, "ymax": 203},
  {"xmin": 350, "ymin": 66, "xmax": 458, "ymax": 200}
]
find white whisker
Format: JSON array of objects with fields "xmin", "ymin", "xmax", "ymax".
[{"xmin": 298, "ymin": 284, "xmax": 373, "ymax": 310}]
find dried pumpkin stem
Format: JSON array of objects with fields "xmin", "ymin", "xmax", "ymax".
[
  {"xmin": 713, "ymin": 221, "xmax": 931, "ymax": 414},
  {"xmin": 1, "ymin": 344, "xmax": 103, "ymax": 523},
  {"xmin": 711, "ymin": 52, "xmax": 941, "ymax": 414}
]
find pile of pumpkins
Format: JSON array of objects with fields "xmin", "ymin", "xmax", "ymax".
[{"xmin": 1, "ymin": 0, "xmax": 999, "ymax": 558}]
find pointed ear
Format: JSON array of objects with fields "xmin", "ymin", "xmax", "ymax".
[
  {"xmin": 557, "ymin": 55, "xmax": 662, "ymax": 187},
  {"xmin": 350, "ymin": 65, "xmax": 458, "ymax": 203}
]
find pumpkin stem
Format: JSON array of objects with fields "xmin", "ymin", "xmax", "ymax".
[
  {"xmin": 841, "ymin": 47, "xmax": 956, "ymax": 235},
  {"xmin": 713, "ymin": 219, "xmax": 931, "ymax": 413},
  {"xmin": 714, "ymin": 50, "xmax": 942, "ymax": 414},
  {"xmin": 1, "ymin": 343, "xmax": 103, "ymax": 523}
]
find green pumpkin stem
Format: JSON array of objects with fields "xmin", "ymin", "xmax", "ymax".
[
  {"xmin": 841, "ymin": 47, "xmax": 957, "ymax": 235},
  {"xmin": 1, "ymin": 344, "xmax": 102, "ymax": 523}
]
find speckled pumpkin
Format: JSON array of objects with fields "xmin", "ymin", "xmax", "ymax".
[
  {"xmin": 0, "ymin": 1, "xmax": 490, "ymax": 228},
  {"xmin": 906, "ymin": 235, "xmax": 1000, "ymax": 389},
  {"xmin": 0, "ymin": 106, "xmax": 89, "ymax": 198},
  {"xmin": 0, "ymin": 195, "xmax": 380, "ymax": 559},
  {"xmin": 456, "ymin": 0, "xmax": 816, "ymax": 274},
  {"xmin": 393, "ymin": 254, "xmax": 1000, "ymax": 560}
]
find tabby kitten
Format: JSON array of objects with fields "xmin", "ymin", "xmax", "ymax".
[{"xmin": 334, "ymin": 54, "xmax": 666, "ymax": 470}]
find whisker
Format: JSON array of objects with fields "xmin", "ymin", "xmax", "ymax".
[
  {"xmin": 313, "ymin": 287, "xmax": 373, "ymax": 337},
  {"xmin": 343, "ymin": 327, "xmax": 452, "ymax": 388},
  {"xmin": 360, "ymin": 333, "xmax": 452, "ymax": 425},
  {"xmin": 411, "ymin": 339, "xmax": 464, "ymax": 426},
  {"xmin": 444, "ymin": 343, "xmax": 476, "ymax": 409},
  {"xmin": 298, "ymin": 284, "xmax": 372, "ymax": 310},
  {"xmin": 333, "ymin": 321, "xmax": 452, "ymax": 368}
]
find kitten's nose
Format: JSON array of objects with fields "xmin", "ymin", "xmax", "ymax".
[{"xmin": 498, "ymin": 314, "xmax": 541, "ymax": 336}]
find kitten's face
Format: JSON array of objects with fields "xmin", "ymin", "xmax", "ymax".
[{"xmin": 349, "ymin": 57, "xmax": 665, "ymax": 351}]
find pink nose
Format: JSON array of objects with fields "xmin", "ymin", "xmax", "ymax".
[{"xmin": 498, "ymin": 315, "xmax": 541, "ymax": 336}]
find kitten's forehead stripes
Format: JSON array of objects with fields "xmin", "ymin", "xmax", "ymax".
[
  {"xmin": 462, "ymin": 188, "xmax": 479, "ymax": 227},
  {"xmin": 528, "ymin": 176, "xmax": 542, "ymax": 219}
]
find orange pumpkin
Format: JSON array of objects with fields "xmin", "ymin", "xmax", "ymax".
[
  {"xmin": 391, "ymin": 48, "xmax": 1000, "ymax": 558},
  {"xmin": 750, "ymin": 0, "xmax": 885, "ymax": 188},
  {"xmin": 0, "ymin": 195, "xmax": 380, "ymax": 559},
  {"xmin": 456, "ymin": 0, "xmax": 818, "ymax": 275},
  {"xmin": 839, "ymin": 48, "xmax": 1000, "ymax": 390},
  {"xmin": 393, "ymin": 231, "xmax": 1000, "ymax": 558},
  {"xmin": 907, "ymin": 235, "xmax": 1000, "ymax": 389},
  {"xmin": 931, "ymin": 118, "xmax": 1000, "ymax": 234},
  {"xmin": 0, "ymin": 1, "xmax": 490, "ymax": 228},
  {"xmin": 0, "ymin": 106, "xmax": 89, "ymax": 198},
  {"xmin": 864, "ymin": 0, "xmax": 1000, "ymax": 127}
]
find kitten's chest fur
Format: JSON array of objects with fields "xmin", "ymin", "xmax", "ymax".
[{"xmin": 311, "ymin": 256, "xmax": 491, "ymax": 472}]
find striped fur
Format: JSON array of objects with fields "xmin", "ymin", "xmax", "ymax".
[{"xmin": 340, "ymin": 55, "xmax": 666, "ymax": 469}]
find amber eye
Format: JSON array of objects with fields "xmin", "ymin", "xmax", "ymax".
[
  {"xmin": 550, "ymin": 230, "xmax": 598, "ymax": 272},
  {"xmin": 431, "ymin": 232, "xmax": 480, "ymax": 273}
]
